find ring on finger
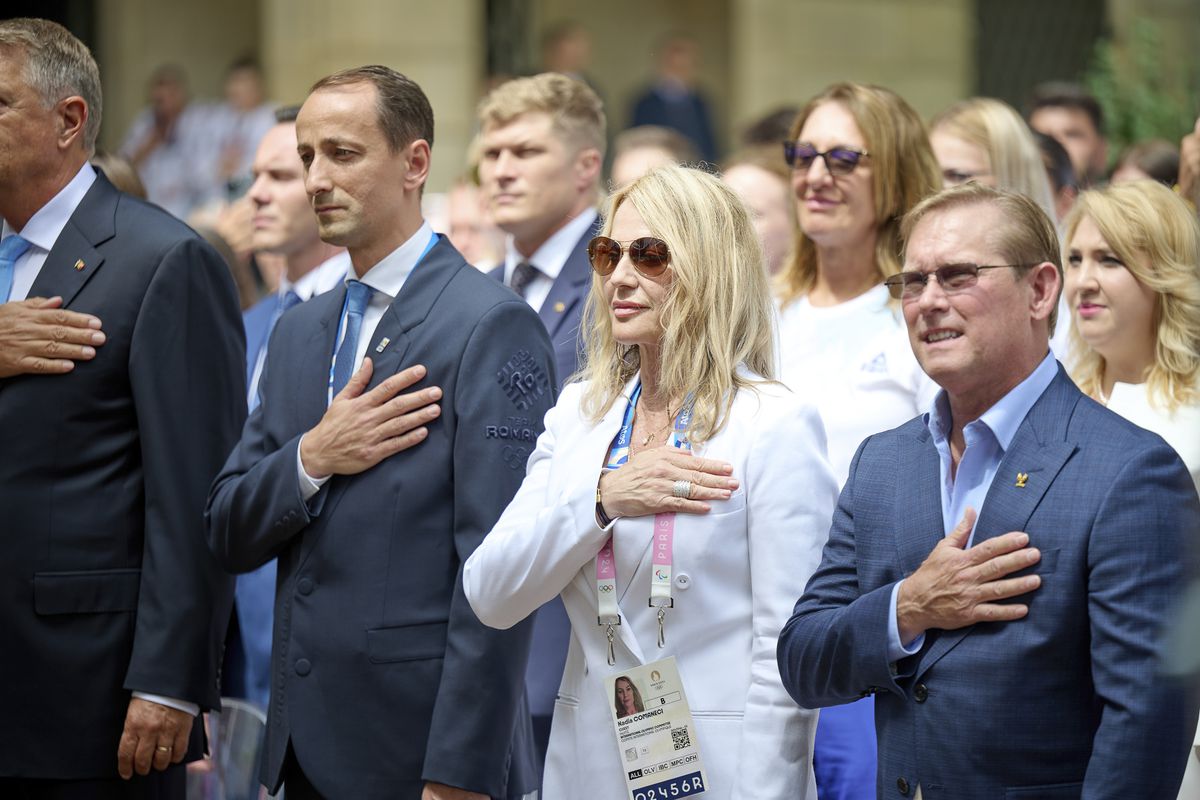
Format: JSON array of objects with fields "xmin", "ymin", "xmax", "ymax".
[
  {"xmin": 672, "ymin": 479, "xmax": 693, "ymax": 499},
  {"xmin": 156, "ymin": 745, "xmax": 172, "ymax": 753}
]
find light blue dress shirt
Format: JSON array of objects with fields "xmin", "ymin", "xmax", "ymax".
[{"xmin": 887, "ymin": 352, "xmax": 1059, "ymax": 660}]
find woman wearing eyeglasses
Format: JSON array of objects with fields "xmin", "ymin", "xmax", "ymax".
[
  {"xmin": 775, "ymin": 82, "xmax": 941, "ymax": 800},
  {"xmin": 464, "ymin": 165, "xmax": 838, "ymax": 800}
]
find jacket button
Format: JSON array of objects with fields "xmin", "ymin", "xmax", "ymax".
[
  {"xmin": 297, "ymin": 577, "xmax": 313, "ymax": 596},
  {"xmin": 914, "ymin": 683, "xmax": 928, "ymax": 703},
  {"xmin": 897, "ymin": 777, "xmax": 910, "ymax": 796},
  {"xmin": 295, "ymin": 658, "xmax": 311, "ymax": 676},
  {"xmin": 674, "ymin": 573, "xmax": 691, "ymax": 589}
]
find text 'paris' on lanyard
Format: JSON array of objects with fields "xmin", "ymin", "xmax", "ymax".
[
  {"xmin": 327, "ymin": 232, "xmax": 439, "ymax": 404},
  {"xmin": 597, "ymin": 381, "xmax": 694, "ymax": 665}
]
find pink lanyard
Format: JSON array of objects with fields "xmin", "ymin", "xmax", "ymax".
[{"xmin": 596, "ymin": 383, "xmax": 692, "ymax": 665}]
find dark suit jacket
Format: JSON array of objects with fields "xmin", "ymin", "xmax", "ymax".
[
  {"xmin": 207, "ymin": 235, "xmax": 554, "ymax": 799},
  {"xmin": 488, "ymin": 224, "xmax": 592, "ymax": 388},
  {"xmin": 630, "ymin": 85, "xmax": 718, "ymax": 164},
  {"xmin": 777, "ymin": 368, "xmax": 1200, "ymax": 799},
  {"xmin": 0, "ymin": 172, "xmax": 245, "ymax": 778},
  {"xmin": 243, "ymin": 292, "xmax": 280, "ymax": 390}
]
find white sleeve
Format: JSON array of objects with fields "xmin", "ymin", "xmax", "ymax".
[
  {"xmin": 464, "ymin": 390, "xmax": 613, "ymax": 630},
  {"xmin": 733, "ymin": 393, "xmax": 839, "ymax": 800}
]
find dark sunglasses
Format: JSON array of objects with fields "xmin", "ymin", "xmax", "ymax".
[
  {"xmin": 783, "ymin": 142, "xmax": 870, "ymax": 176},
  {"xmin": 883, "ymin": 263, "xmax": 1034, "ymax": 300},
  {"xmin": 587, "ymin": 236, "xmax": 671, "ymax": 277}
]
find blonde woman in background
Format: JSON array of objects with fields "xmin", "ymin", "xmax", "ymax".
[
  {"xmin": 1061, "ymin": 179, "xmax": 1200, "ymax": 798},
  {"xmin": 775, "ymin": 81, "xmax": 942, "ymax": 800},
  {"xmin": 930, "ymin": 97, "xmax": 1072, "ymax": 356},
  {"xmin": 465, "ymin": 165, "xmax": 838, "ymax": 799}
]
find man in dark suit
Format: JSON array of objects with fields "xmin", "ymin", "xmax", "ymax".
[
  {"xmin": 207, "ymin": 65, "xmax": 553, "ymax": 800},
  {"xmin": 475, "ymin": 71, "xmax": 604, "ymax": 765},
  {"xmin": 777, "ymin": 183, "xmax": 1200, "ymax": 799},
  {"xmin": 0, "ymin": 18, "xmax": 245, "ymax": 799},
  {"xmin": 629, "ymin": 33, "xmax": 718, "ymax": 164},
  {"xmin": 233, "ymin": 104, "xmax": 349, "ymax": 709}
]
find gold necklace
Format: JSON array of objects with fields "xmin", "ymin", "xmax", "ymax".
[{"xmin": 637, "ymin": 405, "xmax": 676, "ymax": 446}]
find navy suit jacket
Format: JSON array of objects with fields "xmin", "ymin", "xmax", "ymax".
[
  {"xmin": 488, "ymin": 224, "xmax": 592, "ymax": 388},
  {"xmin": 0, "ymin": 173, "xmax": 245, "ymax": 778},
  {"xmin": 207, "ymin": 235, "xmax": 554, "ymax": 799},
  {"xmin": 243, "ymin": 292, "xmax": 280, "ymax": 390},
  {"xmin": 778, "ymin": 367, "xmax": 1200, "ymax": 800}
]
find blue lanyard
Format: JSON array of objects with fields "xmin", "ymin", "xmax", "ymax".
[
  {"xmin": 328, "ymin": 231, "xmax": 439, "ymax": 404},
  {"xmin": 605, "ymin": 381, "xmax": 691, "ymax": 469}
]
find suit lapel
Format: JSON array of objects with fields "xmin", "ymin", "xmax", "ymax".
[
  {"xmin": 894, "ymin": 429, "xmax": 945, "ymax": 577},
  {"xmin": 27, "ymin": 174, "xmax": 119, "ymax": 307},
  {"xmin": 538, "ymin": 229, "xmax": 593, "ymax": 339},
  {"xmin": 917, "ymin": 370, "xmax": 1081, "ymax": 676}
]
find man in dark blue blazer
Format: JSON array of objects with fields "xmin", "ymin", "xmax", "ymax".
[
  {"xmin": 233, "ymin": 105, "xmax": 349, "ymax": 710},
  {"xmin": 476, "ymin": 72, "xmax": 605, "ymax": 763},
  {"xmin": 629, "ymin": 33, "xmax": 718, "ymax": 164},
  {"xmin": 0, "ymin": 19, "xmax": 244, "ymax": 799},
  {"xmin": 207, "ymin": 65, "xmax": 552, "ymax": 800},
  {"xmin": 778, "ymin": 184, "xmax": 1200, "ymax": 799}
]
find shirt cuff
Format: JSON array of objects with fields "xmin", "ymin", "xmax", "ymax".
[
  {"xmin": 887, "ymin": 580, "xmax": 925, "ymax": 662},
  {"xmin": 296, "ymin": 434, "xmax": 330, "ymax": 501},
  {"xmin": 132, "ymin": 692, "xmax": 200, "ymax": 717}
]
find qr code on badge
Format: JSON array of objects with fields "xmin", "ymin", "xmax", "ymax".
[{"xmin": 671, "ymin": 726, "xmax": 691, "ymax": 751}]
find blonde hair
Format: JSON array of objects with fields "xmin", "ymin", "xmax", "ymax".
[
  {"xmin": 578, "ymin": 165, "xmax": 776, "ymax": 445},
  {"xmin": 902, "ymin": 182, "xmax": 1062, "ymax": 334},
  {"xmin": 777, "ymin": 83, "xmax": 941, "ymax": 305},
  {"xmin": 477, "ymin": 72, "xmax": 606, "ymax": 157},
  {"xmin": 930, "ymin": 97, "xmax": 1056, "ymax": 221},
  {"xmin": 1063, "ymin": 181, "xmax": 1200, "ymax": 409}
]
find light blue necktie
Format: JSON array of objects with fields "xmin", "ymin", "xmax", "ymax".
[
  {"xmin": 331, "ymin": 280, "xmax": 373, "ymax": 396},
  {"xmin": 248, "ymin": 290, "xmax": 303, "ymax": 410},
  {"xmin": 0, "ymin": 234, "xmax": 33, "ymax": 303}
]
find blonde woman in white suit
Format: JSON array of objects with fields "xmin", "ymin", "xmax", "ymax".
[{"xmin": 464, "ymin": 165, "xmax": 838, "ymax": 800}]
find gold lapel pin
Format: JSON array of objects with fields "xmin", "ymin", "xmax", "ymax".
[
  {"xmin": 375, "ymin": 337, "xmax": 390, "ymax": 353},
  {"xmin": 73, "ymin": 259, "xmax": 85, "ymax": 271},
  {"xmin": 553, "ymin": 301, "xmax": 566, "ymax": 313},
  {"xmin": 1015, "ymin": 472, "xmax": 1028, "ymax": 488}
]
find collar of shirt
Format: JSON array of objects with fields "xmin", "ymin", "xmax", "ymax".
[
  {"xmin": 503, "ymin": 207, "xmax": 597, "ymax": 284},
  {"xmin": 352, "ymin": 222, "xmax": 435, "ymax": 309},
  {"xmin": 2, "ymin": 162, "xmax": 98, "ymax": 248},
  {"xmin": 280, "ymin": 250, "xmax": 351, "ymax": 302},
  {"xmin": 924, "ymin": 350, "xmax": 1058, "ymax": 452}
]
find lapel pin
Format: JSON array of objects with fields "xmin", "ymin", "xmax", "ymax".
[
  {"xmin": 1015, "ymin": 472, "xmax": 1028, "ymax": 488},
  {"xmin": 73, "ymin": 259, "xmax": 85, "ymax": 271},
  {"xmin": 375, "ymin": 337, "xmax": 390, "ymax": 353},
  {"xmin": 553, "ymin": 301, "xmax": 566, "ymax": 313}
]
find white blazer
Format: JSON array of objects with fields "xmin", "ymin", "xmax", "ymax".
[{"xmin": 464, "ymin": 375, "xmax": 838, "ymax": 800}]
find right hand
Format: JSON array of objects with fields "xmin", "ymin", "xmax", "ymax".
[
  {"xmin": 0, "ymin": 296, "xmax": 105, "ymax": 377},
  {"xmin": 896, "ymin": 508, "xmax": 1042, "ymax": 644},
  {"xmin": 300, "ymin": 359, "xmax": 441, "ymax": 479},
  {"xmin": 598, "ymin": 447, "xmax": 738, "ymax": 518}
]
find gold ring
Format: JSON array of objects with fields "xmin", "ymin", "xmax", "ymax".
[{"xmin": 156, "ymin": 745, "xmax": 172, "ymax": 752}]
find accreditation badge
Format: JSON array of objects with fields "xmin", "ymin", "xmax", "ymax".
[{"xmin": 606, "ymin": 657, "xmax": 708, "ymax": 799}]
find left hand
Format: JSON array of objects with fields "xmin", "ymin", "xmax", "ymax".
[
  {"xmin": 116, "ymin": 697, "xmax": 192, "ymax": 779},
  {"xmin": 422, "ymin": 782, "xmax": 488, "ymax": 800}
]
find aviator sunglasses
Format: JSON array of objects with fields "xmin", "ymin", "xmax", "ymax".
[
  {"xmin": 783, "ymin": 141, "xmax": 870, "ymax": 176},
  {"xmin": 587, "ymin": 236, "xmax": 672, "ymax": 277}
]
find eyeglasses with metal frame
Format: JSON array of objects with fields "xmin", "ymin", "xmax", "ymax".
[
  {"xmin": 587, "ymin": 236, "xmax": 672, "ymax": 277},
  {"xmin": 883, "ymin": 263, "xmax": 1036, "ymax": 300}
]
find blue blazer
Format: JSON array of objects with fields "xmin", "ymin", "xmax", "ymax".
[
  {"xmin": 243, "ymin": 292, "xmax": 280, "ymax": 390},
  {"xmin": 0, "ymin": 173, "xmax": 245, "ymax": 778},
  {"xmin": 207, "ymin": 236, "xmax": 554, "ymax": 799},
  {"xmin": 778, "ymin": 367, "xmax": 1200, "ymax": 800},
  {"xmin": 489, "ymin": 224, "xmax": 592, "ymax": 388}
]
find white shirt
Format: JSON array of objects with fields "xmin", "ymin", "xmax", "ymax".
[
  {"xmin": 776, "ymin": 285, "xmax": 939, "ymax": 483},
  {"xmin": 2, "ymin": 162, "xmax": 198, "ymax": 717},
  {"xmin": 297, "ymin": 223, "xmax": 435, "ymax": 498},
  {"xmin": 3, "ymin": 163, "xmax": 97, "ymax": 301},
  {"xmin": 247, "ymin": 251, "xmax": 350, "ymax": 404},
  {"xmin": 1105, "ymin": 379, "xmax": 1200, "ymax": 494},
  {"xmin": 502, "ymin": 209, "xmax": 597, "ymax": 312}
]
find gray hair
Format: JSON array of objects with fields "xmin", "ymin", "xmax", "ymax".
[{"xmin": 0, "ymin": 18, "xmax": 102, "ymax": 153}]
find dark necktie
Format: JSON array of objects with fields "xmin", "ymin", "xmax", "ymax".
[
  {"xmin": 332, "ymin": 280, "xmax": 373, "ymax": 397},
  {"xmin": 510, "ymin": 261, "xmax": 540, "ymax": 299}
]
